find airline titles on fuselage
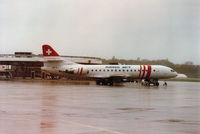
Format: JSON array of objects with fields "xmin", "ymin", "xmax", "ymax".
[{"xmin": 105, "ymin": 66, "xmax": 131, "ymax": 69}]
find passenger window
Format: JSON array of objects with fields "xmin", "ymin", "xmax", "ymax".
[
  {"xmin": 103, "ymin": 69, "xmax": 105, "ymax": 72},
  {"xmin": 111, "ymin": 70, "xmax": 113, "ymax": 72},
  {"xmin": 107, "ymin": 70, "xmax": 109, "ymax": 72},
  {"xmin": 95, "ymin": 69, "xmax": 97, "ymax": 71},
  {"xmin": 115, "ymin": 69, "xmax": 117, "ymax": 72},
  {"xmin": 119, "ymin": 70, "xmax": 121, "ymax": 72},
  {"xmin": 123, "ymin": 70, "xmax": 125, "ymax": 72},
  {"xmin": 91, "ymin": 69, "xmax": 93, "ymax": 72},
  {"xmin": 99, "ymin": 70, "xmax": 101, "ymax": 71},
  {"xmin": 127, "ymin": 70, "xmax": 129, "ymax": 72},
  {"xmin": 153, "ymin": 70, "xmax": 156, "ymax": 72},
  {"xmin": 134, "ymin": 70, "xmax": 136, "ymax": 72}
]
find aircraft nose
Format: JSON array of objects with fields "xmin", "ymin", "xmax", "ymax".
[{"xmin": 174, "ymin": 72, "xmax": 178, "ymax": 77}]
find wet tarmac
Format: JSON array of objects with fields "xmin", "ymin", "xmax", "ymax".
[{"xmin": 0, "ymin": 80, "xmax": 200, "ymax": 134}]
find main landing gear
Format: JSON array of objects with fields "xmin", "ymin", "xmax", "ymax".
[
  {"xmin": 96, "ymin": 79, "xmax": 114, "ymax": 86},
  {"xmin": 154, "ymin": 82, "xmax": 159, "ymax": 86}
]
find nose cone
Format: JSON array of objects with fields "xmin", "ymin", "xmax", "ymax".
[
  {"xmin": 174, "ymin": 72, "xmax": 178, "ymax": 77},
  {"xmin": 167, "ymin": 67, "xmax": 178, "ymax": 78}
]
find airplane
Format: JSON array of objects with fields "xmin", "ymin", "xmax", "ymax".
[{"xmin": 42, "ymin": 44, "xmax": 178, "ymax": 86}]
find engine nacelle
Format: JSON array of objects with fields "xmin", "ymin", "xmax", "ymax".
[
  {"xmin": 75, "ymin": 66, "xmax": 88, "ymax": 75},
  {"xmin": 64, "ymin": 67, "xmax": 77, "ymax": 74},
  {"xmin": 64, "ymin": 66, "xmax": 88, "ymax": 75}
]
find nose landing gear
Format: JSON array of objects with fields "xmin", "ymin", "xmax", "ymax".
[
  {"xmin": 163, "ymin": 82, "xmax": 167, "ymax": 86},
  {"xmin": 142, "ymin": 79, "xmax": 160, "ymax": 87},
  {"xmin": 143, "ymin": 79, "xmax": 168, "ymax": 87}
]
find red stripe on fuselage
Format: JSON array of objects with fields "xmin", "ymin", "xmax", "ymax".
[
  {"xmin": 77, "ymin": 68, "xmax": 80, "ymax": 74},
  {"xmin": 141, "ymin": 65, "xmax": 146, "ymax": 79},
  {"xmin": 146, "ymin": 65, "xmax": 152, "ymax": 78},
  {"xmin": 80, "ymin": 67, "xmax": 83, "ymax": 75},
  {"xmin": 138, "ymin": 65, "xmax": 142, "ymax": 78}
]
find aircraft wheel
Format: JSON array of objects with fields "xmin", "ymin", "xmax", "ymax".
[
  {"xmin": 102, "ymin": 81, "xmax": 108, "ymax": 85},
  {"xmin": 155, "ymin": 82, "xmax": 159, "ymax": 86},
  {"xmin": 96, "ymin": 80, "xmax": 101, "ymax": 85},
  {"xmin": 109, "ymin": 81, "xmax": 113, "ymax": 86},
  {"xmin": 146, "ymin": 82, "xmax": 150, "ymax": 86},
  {"xmin": 163, "ymin": 82, "xmax": 167, "ymax": 86}
]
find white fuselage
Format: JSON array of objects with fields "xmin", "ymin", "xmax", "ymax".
[
  {"xmin": 42, "ymin": 62, "xmax": 178, "ymax": 80},
  {"xmin": 41, "ymin": 45, "xmax": 178, "ymax": 85}
]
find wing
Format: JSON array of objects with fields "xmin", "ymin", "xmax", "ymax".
[{"xmin": 43, "ymin": 56, "xmax": 64, "ymax": 62}]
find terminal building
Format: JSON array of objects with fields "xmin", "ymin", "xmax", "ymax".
[{"xmin": 0, "ymin": 52, "xmax": 102, "ymax": 79}]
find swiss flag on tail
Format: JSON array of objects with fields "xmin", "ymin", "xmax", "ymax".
[{"xmin": 42, "ymin": 44, "xmax": 59, "ymax": 56}]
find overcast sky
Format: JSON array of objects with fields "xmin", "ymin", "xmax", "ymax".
[{"xmin": 0, "ymin": 0, "xmax": 200, "ymax": 64}]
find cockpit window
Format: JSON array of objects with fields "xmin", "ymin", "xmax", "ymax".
[{"xmin": 171, "ymin": 70, "xmax": 175, "ymax": 72}]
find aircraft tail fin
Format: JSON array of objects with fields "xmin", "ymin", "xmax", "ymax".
[
  {"xmin": 42, "ymin": 44, "xmax": 78, "ymax": 65},
  {"xmin": 42, "ymin": 44, "xmax": 60, "ymax": 56}
]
